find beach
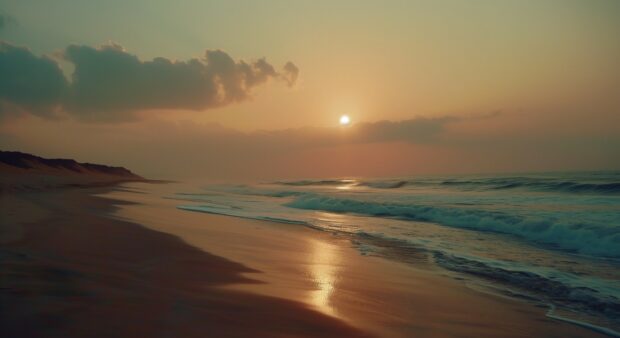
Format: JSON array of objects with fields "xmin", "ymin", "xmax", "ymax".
[
  {"xmin": 0, "ymin": 183, "xmax": 369, "ymax": 338},
  {"xmin": 3, "ymin": 2, "xmax": 618, "ymax": 336},
  {"xmin": 1, "ymin": 174, "xmax": 613, "ymax": 337},
  {"xmin": 96, "ymin": 180, "xmax": 608, "ymax": 337}
]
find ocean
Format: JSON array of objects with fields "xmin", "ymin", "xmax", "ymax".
[{"xmin": 173, "ymin": 171, "xmax": 620, "ymax": 334}]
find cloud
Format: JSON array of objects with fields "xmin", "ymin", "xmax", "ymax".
[
  {"xmin": 282, "ymin": 62, "xmax": 299, "ymax": 87},
  {"xmin": 0, "ymin": 42, "xmax": 68, "ymax": 117},
  {"xmin": 354, "ymin": 117, "xmax": 460, "ymax": 143},
  {"xmin": 0, "ymin": 41, "xmax": 298, "ymax": 121},
  {"xmin": 0, "ymin": 15, "xmax": 5, "ymax": 30},
  {"xmin": 184, "ymin": 115, "xmax": 463, "ymax": 154}
]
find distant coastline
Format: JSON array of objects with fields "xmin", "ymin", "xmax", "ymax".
[{"xmin": 0, "ymin": 150, "xmax": 146, "ymax": 191}]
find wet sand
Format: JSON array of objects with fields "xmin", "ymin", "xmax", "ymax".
[
  {"xmin": 103, "ymin": 181, "xmax": 608, "ymax": 338},
  {"xmin": 0, "ymin": 185, "xmax": 369, "ymax": 338}
]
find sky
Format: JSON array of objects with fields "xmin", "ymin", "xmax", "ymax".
[{"xmin": 1, "ymin": 0, "xmax": 619, "ymax": 180}]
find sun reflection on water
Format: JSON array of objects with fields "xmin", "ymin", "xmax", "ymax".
[{"xmin": 335, "ymin": 179, "xmax": 358, "ymax": 190}]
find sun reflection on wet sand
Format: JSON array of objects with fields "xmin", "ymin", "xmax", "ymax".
[{"xmin": 309, "ymin": 239, "xmax": 341, "ymax": 317}]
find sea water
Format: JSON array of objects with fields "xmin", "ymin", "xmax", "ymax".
[{"xmin": 174, "ymin": 171, "xmax": 620, "ymax": 334}]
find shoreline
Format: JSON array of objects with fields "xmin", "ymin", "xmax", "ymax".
[
  {"xmin": 104, "ymin": 181, "xmax": 610, "ymax": 337},
  {"xmin": 0, "ymin": 184, "xmax": 370, "ymax": 337},
  {"xmin": 0, "ymin": 179, "xmax": 611, "ymax": 337}
]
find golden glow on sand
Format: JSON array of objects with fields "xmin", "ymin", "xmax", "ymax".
[
  {"xmin": 309, "ymin": 239, "xmax": 340, "ymax": 316},
  {"xmin": 339, "ymin": 115, "xmax": 351, "ymax": 125}
]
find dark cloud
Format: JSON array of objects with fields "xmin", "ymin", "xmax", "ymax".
[
  {"xmin": 0, "ymin": 41, "xmax": 298, "ymax": 121},
  {"xmin": 0, "ymin": 42, "xmax": 68, "ymax": 117},
  {"xmin": 282, "ymin": 62, "xmax": 299, "ymax": 87}
]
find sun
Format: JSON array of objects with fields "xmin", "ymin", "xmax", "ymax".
[{"xmin": 339, "ymin": 115, "xmax": 351, "ymax": 125}]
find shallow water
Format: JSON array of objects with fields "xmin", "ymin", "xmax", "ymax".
[{"xmin": 174, "ymin": 171, "xmax": 620, "ymax": 334}]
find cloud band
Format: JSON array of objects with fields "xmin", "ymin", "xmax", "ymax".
[{"xmin": 0, "ymin": 42, "xmax": 298, "ymax": 121}]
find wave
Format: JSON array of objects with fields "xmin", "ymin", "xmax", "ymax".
[
  {"xmin": 275, "ymin": 179, "xmax": 355, "ymax": 186},
  {"xmin": 433, "ymin": 252, "xmax": 620, "ymax": 314},
  {"xmin": 285, "ymin": 194, "xmax": 620, "ymax": 258},
  {"xmin": 434, "ymin": 251, "xmax": 620, "ymax": 327},
  {"xmin": 178, "ymin": 205, "xmax": 315, "ymax": 227},
  {"xmin": 438, "ymin": 178, "xmax": 620, "ymax": 194},
  {"xmin": 359, "ymin": 180, "xmax": 409, "ymax": 189},
  {"xmin": 176, "ymin": 184, "xmax": 620, "ymax": 333},
  {"xmin": 353, "ymin": 231, "xmax": 620, "ymax": 332},
  {"xmin": 274, "ymin": 173, "xmax": 620, "ymax": 195},
  {"xmin": 275, "ymin": 178, "xmax": 412, "ymax": 189}
]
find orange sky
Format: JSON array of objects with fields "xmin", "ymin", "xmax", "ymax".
[{"xmin": 0, "ymin": 1, "xmax": 619, "ymax": 179}]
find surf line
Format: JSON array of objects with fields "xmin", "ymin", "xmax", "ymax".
[{"xmin": 545, "ymin": 303, "xmax": 620, "ymax": 337}]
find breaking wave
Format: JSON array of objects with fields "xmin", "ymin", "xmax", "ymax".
[
  {"xmin": 277, "ymin": 172, "xmax": 620, "ymax": 194},
  {"xmin": 285, "ymin": 194, "xmax": 620, "ymax": 258},
  {"xmin": 437, "ymin": 178, "xmax": 620, "ymax": 194},
  {"xmin": 352, "ymin": 230, "xmax": 620, "ymax": 326}
]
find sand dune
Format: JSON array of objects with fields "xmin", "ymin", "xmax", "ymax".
[{"xmin": 0, "ymin": 150, "xmax": 144, "ymax": 192}]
